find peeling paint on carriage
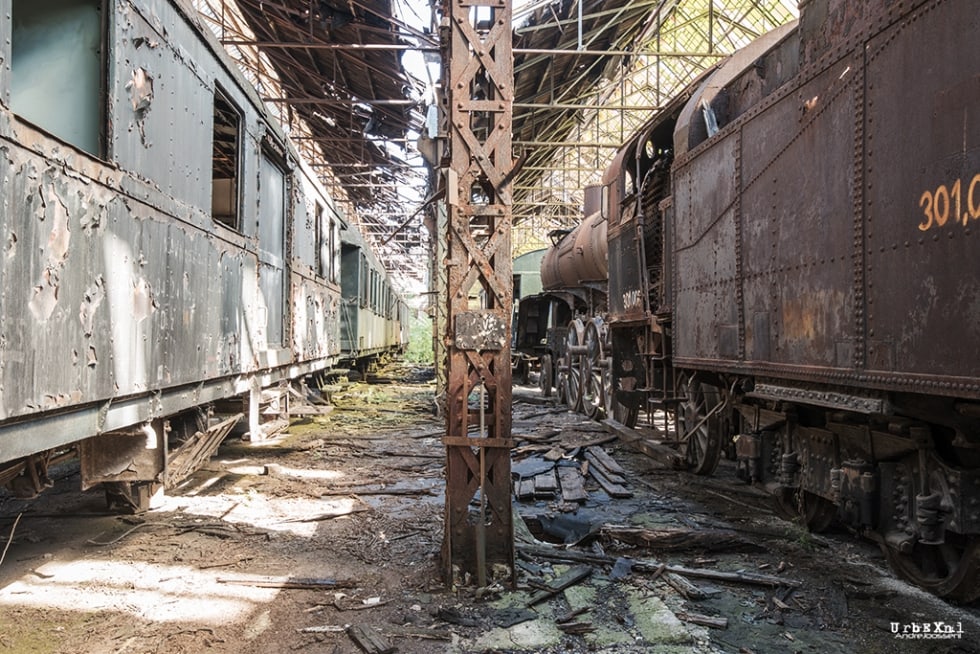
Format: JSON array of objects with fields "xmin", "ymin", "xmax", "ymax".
[{"xmin": 0, "ymin": 0, "xmax": 406, "ymax": 503}]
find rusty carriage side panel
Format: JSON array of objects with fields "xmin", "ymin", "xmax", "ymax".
[
  {"xmin": 0, "ymin": 0, "xmax": 345, "ymax": 487},
  {"xmin": 1, "ymin": 0, "xmax": 262, "ymax": 426}
]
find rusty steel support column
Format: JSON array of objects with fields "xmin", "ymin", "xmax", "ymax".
[{"xmin": 440, "ymin": 0, "xmax": 515, "ymax": 586}]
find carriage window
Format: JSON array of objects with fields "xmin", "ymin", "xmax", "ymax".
[
  {"xmin": 359, "ymin": 254, "xmax": 368, "ymax": 308},
  {"xmin": 328, "ymin": 218, "xmax": 338, "ymax": 283},
  {"xmin": 11, "ymin": 0, "xmax": 105, "ymax": 156},
  {"xmin": 315, "ymin": 203, "xmax": 328, "ymax": 278},
  {"xmin": 211, "ymin": 88, "xmax": 242, "ymax": 229}
]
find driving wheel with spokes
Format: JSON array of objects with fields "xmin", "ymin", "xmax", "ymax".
[
  {"xmin": 675, "ymin": 372, "xmax": 723, "ymax": 475},
  {"xmin": 564, "ymin": 320, "xmax": 585, "ymax": 412},
  {"xmin": 582, "ymin": 319, "xmax": 606, "ymax": 419}
]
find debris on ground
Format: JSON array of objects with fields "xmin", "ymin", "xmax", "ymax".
[{"xmin": 0, "ymin": 364, "xmax": 976, "ymax": 654}]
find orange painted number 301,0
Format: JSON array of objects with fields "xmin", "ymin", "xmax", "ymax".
[{"xmin": 918, "ymin": 173, "xmax": 980, "ymax": 232}]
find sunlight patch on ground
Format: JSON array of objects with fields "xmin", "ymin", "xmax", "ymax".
[
  {"xmin": 0, "ymin": 559, "xmax": 278, "ymax": 623},
  {"xmin": 156, "ymin": 493, "xmax": 364, "ymax": 537}
]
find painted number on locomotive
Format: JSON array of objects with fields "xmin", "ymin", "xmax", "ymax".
[
  {"xmin": 917, "ymin": 174, "xmax": 980, "ymax": 232},
  {"xmin": 622, "ymin": 289, "xmax": 643, "ymax": 312}
]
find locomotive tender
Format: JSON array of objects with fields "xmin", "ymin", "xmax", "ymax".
[
  {"xmin": 0, "ymin": 0, "xmax": 407, "ymax": 509},
  {"xmin": 524, "ymin": 0, "xmax": 980, "ymax": 599}
]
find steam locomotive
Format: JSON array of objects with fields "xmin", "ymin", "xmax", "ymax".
[
  {"xmin": 517, "ymin": 0, "xmax": 980, "ymax": 600},
  {"xmin": 0, "ymin": 0, "xmax": 407, "ymax": 510}
]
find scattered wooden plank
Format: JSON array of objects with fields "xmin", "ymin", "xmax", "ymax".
[
  {"xmin": 555, "ymin": 606, "xmax": 590, "ymax": 623},
  {"xmin": 599, "ymin": 525, "xmax": 760, "ymax": 552},
  {"xmin": 526, "ymin": 564, "xmax": 593, "ymax": 606},
  {"xmin": 282, "ymin": 504, "xmax": 371, "ymax": 523},
  {"xmin": 661, "ymin": 564, "xmax": 801, "ymax": 588},
  {"xmin": 587, "ymin": 465, "xmax": 632, "ymax": 498},
  {"xmin": 319, "ymin": 487, "xmax": 436, "ymax": 497},
  {"xmin": 534, "ymin": 469, "xmax": 559, "ymax": 496},
  {"xmin": 383, "ymin": 625, "xmax": 453, "ymax": 641},
  {"xmin": 664, "ymin": 572, "xmax": 710, "ymax": 600},
  {"xmin": 516, "ymin": 543, "xmax": 801, "ymax": 588},
  {"xmin": 583, "ymin": 446, "xmax": 626, "ymax": 475},
  {"xmin": 582, "ymin": 450, "xmax": 627, "ymax": 485},
  {"xmin": 334, "ymin": 597, "xmax": 388, "ymax": 611},
  {"xmin": 512, "ymin": 390, "xmax": 559, "ymax": 406},
  {"xmin": 568, "ymin": 434, "xmax": 618, "ymax": 449},
  {"xmin": 512, "ymin": 457, "xmax": 556, "ymax": 479},
  {"xmin": 676, "ymin": 611, "xmax": 728, "ymax": 629},
  {"xmin": 514, "ymin": 443, "xmax": 557, "ymax": 456},
  {"xmin": 348, "ymin": 624, "xmax": 396, "ymax": 654},
  {"xmin": 543, "ymin": 446, "xmax": 566, "ymax": 461},
  {"xmin": 409, "ymin": 428, "xmax": 445, "ymax": 439},
  {"xmin": 297, "ymin": 625, "xmax": 347, "ymax": 633},
  {"xmin": 516, "ymin": 478, "xmax": 536, "ymax": 500},
  {"xmin": 602, "ymin": 418, "xmax": 684, "ymax": 469},
  {"xmin": 557, "ymin": 621, "xmax": 595, "ymax": 634},
  {"xmin": 517, "ymin": 407, "xmax": 569, "ymax": 420},
  {"xmin": 557, "ymin": 466, "xmax": 588, "ymax": 503},
  {"xmin": 516, "ymin": 429, "xmax": 563, "ymax": 443},
  {"xmin": 217, "ymin": 576, "xmax": 358, "ymax": 589}
]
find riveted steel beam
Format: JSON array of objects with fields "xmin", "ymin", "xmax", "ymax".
[{"xmin": 441, "ymin": 0, "xmax": 514, "ymax": 587}]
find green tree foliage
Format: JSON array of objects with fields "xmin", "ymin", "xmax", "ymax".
[{"xmin": 404, "ymin": 311, "xmax": 434, "ymax": 364}]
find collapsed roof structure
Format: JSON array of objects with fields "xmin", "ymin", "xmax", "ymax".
[{"xmin": 195, "ymin": 0, "xmax": 798, "ymax": 286}]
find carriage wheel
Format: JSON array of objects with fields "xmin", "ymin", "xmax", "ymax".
[
  {"xmin": 538, "ymin": 354, "xmax": 553, "ymax": 397},
  {"xmin": 555, "ymin": 355, "xmax": 569, "ymax": 405},
  {"xmin": 675, "ymin": 372, "xmax": 723, "ymax": 475},
  {"xmin": 883, "ymin": 537, "xmax": 980, "ymax": 602}
]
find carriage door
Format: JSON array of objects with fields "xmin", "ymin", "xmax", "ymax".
[{"xmin": 258, "ymin": 148, "xmax": 287, "ymax": 347}]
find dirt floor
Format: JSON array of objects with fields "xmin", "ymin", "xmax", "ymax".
[{"xmin": 1, "ymin": 363, "xmax": 979, "ymax": 654}]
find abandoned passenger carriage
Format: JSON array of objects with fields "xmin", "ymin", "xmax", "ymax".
[
  {"xmin": 0, "ymin": 0, "xmax": 407, "ymax": 509},
  {"xmin": 525, "ymin": 0, "xmax": 980, "ymax": 599}
]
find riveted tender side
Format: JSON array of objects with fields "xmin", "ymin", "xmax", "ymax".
[
  {"xmin": 668, "ymin": 0, "xmax": 980, "ymax": 600},
  {"xmin": 531, "ymin": 0, "xmax": 980, "ymax": 600}
]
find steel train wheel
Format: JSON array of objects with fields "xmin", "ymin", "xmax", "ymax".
[
  {"xmin": 612, "ymin": 400, "xmax": 639, "ymax": 428},
  {"xmin": 883, "ymin": 537, "xmax": 980, "ymax": 602},
  {"xmin": 675, "ymin": 372, "xmax": 723, "ymax": 475},
  {"xmin": 774, "ymin": 489, "xmax": 837, "ymax": 532},
  {"xmin": 564, "ymin": 320, "xmax": 585, "ymax": 412},
  {"xmin": 538, "ymin": 354, "xmax": 553, "ymax": 397},
  {"xmin": 582, "ymin": 319, "xmax": 605, "ymax": 419},
  {"xmin": 556, "ymin": 368, "xmax": 569, "ymax": 405}
]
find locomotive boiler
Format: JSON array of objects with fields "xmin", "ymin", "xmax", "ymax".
[
  {"xmin": 526, "ymin": 0, "xmax": 980, "ymax": 600},
  {"xmin": 0, "ymin": 0, "xmax": 407, "ymax": 510}
]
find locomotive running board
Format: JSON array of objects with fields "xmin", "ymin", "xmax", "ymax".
[{"xmin": 746, "ymin": 383, "xmax": 887, "ymax": 415}]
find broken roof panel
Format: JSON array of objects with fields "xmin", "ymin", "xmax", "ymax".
[{"xmin": 226, "ymin": 0, "xmax": 425, "ymax": 207}]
